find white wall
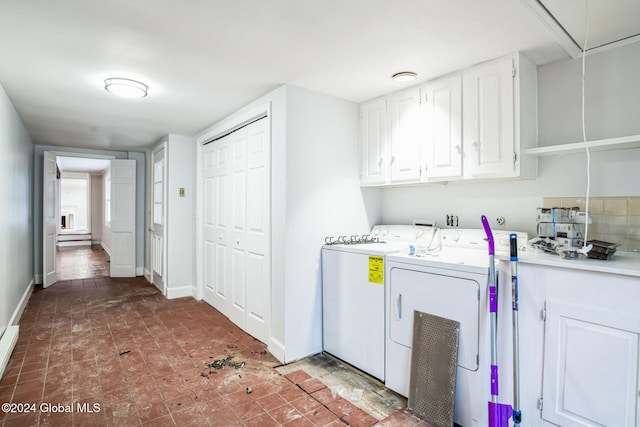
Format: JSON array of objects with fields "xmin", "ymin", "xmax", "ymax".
[
  {"xmin": 381, "ymin": 43, "xmax": 640, "ymax": 236},
  {"xmin": 0, "ymin": 83, "xmax": 34, "ymax": 335},
  {"xmin": 166, "ymin": 135, "xmax": 195, "ymax": 295},
  {"xmin": 283, "ymin": 85, "xmax": 381, "ymax": 361}
]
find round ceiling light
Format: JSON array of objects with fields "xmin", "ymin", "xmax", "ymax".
[
  {"xmin": 104, "ymin": 78, "xmax": 148, "ymax": 98},
  {"xmin": 391, "ymin": 71, "xmax": 418, "ymax": 82}
]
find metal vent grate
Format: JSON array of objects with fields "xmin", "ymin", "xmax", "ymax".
[{"xmin": 408, "ymin": 310, "xmax": 460, "ymax": 427}]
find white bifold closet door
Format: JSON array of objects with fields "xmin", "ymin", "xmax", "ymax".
[{"xmin": 202, "ymin": 117, "xmax": 270, "ymax": 344}]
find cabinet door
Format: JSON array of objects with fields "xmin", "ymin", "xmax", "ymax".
[
  {"xmin": 360, "ymin": 98, "xmax": 388, "ymax": 185},
  {"xmin": 464, "ymin": 56, "xmax": 515, "ymax": 178},
  {"xmin": 389, "ymin": 87, "xmax": 421, "ymax": 183},
  {"xmin": 542, "ymin": 301, "xmax": 639, "ymax": 427},
  {"xmin": 422, "ymin": 73, "xmax": 462, "ymax": 181}
]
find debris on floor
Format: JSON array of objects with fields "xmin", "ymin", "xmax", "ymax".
[{"xmin": 208, "ymin": 354, "xmax": 245, "ymax": 370}]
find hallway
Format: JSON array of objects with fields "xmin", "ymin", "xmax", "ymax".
[
  {"xmin": 55, "ymin": 245, "xmax": 110, "ymax": 281},
  {"xmin": 0, "ymin": 278, "xmax": 433, "ymax": 426}
]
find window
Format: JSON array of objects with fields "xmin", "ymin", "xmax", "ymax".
[{"xmin": 153, "ymin": 158, "xmax": 163, "ymax": 225}]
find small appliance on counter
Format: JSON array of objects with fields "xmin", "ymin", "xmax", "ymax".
[{"xmin": 532, "ymin": 207, "xmax": 620, "ymax": 260}]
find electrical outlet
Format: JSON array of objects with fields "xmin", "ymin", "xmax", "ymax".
[{"xmin": 496, "ymin": 216, "xmax": 505, "ymax": 226}]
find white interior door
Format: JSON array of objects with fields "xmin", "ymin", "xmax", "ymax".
[
  {"xmin": 244, "ymin": 118, "xmax": 269, "ymax": 343},
  {"xmin": 43, "ymin": 151, "xmax": 58, "ymax": 288},
  {"xmin": 151, "ymin": 147, "xmax": 165, "ymax": 293},
  {"xmin": 109, "ymin": 159, "xmax": 136, "ymax": 277},
  {"xmin": 202, "ymin": 135, "xmax": 231, "ymax": 313},
  {"xmin": 200, "ymin": 115, "xmax": 270, "ymax": 344},
  {"xmin": 229, "ymin": 129, "xmax": 248, "ymax": 329}
]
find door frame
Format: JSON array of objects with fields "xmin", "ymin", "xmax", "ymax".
[{"xmin": 42, "ymin": 151, "xmax": 115, "ymax": 287}]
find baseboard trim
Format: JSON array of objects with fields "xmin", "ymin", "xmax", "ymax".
[
  {"xmin": 269, "ymin": 337, "xmax": 286, "ymax": 364},
  {"xmin": 0, "ymin": 325, "xmax": 19, "ymax": 378},
  {"xmin": 101, "ymin": 242, "xmax": 111, "ymax": 256},
  {"xmin": 143, "ymin": 269, "xmax": 152, "ymax": 283},
  {"xmin": 58, "ymin": 241, "xmax": 92, "ymax": 247},
  {"xmin": 135, "ymin": 267, "xmax": 143, "ymax": 277},
  {"xmin": 10, "ymin": 279, "xmax": 34, "ymax": 326},
  {"xmin": 165, "ymin": 286, "xmax": 193, "ymax": 299}
]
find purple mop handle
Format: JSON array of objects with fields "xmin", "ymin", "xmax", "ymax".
[{"xmin": 481, "ymin": 215, "xmax": 494, "ymax": 255}]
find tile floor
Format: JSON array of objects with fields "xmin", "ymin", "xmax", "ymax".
[
  {"xmin": 55, "ymin": 245, "xmax": 110, "ymax": 281},
  {"xmin": 1, "ymin": 276, "xmax": 434, "ymax": 426}
]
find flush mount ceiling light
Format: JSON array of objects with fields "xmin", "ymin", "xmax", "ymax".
[
  {"xmin": 104, "ymin": 78, "xmax": 148, "ymax": 98},
  {"xmin": 391, "ymin": 71, "xmax": 418, "ymax": 82}
]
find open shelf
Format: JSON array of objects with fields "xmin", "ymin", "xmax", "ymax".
[{"xmin": 525, "ymin": 134, "xmax": 640, "ymax": 156}]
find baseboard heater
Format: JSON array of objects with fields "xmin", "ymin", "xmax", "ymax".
[{"xmin": 0, "ymin": 326, "xmax": 19, "ymax": 378}]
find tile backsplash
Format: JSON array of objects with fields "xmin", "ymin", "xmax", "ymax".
[{"xmin": 542, "ymin": 196, "xmax": 640, "ymax": 252}]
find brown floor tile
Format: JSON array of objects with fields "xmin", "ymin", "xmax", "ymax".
[
  {"xmin": 298, "ymin": 378, "xmax": 327, "ymax": 394},
  {"xmin": 0, "ymin": 251, "xmax": 416, "ymax": 427},
  {"xmin": 284, "ymin": 370, "xmax": 312, "ymax": 385},
  {"xmin": 342, "ymin": 408, "xmax": 379, "ymax": 427},
  {"xmin": 244, "ymin": 411, "xmax": 279, "ymax": 427},
  {"xmin": 304, "ymin": 406, "xmax": 341, "ymax": 425},
  {"xmin": 268, "ymin": 403, "xmax": 304, "ymax": 424}
]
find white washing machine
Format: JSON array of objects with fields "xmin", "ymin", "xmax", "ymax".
[
  {"xmin": 384, "ymin": 229, "xmax": 527, "ymax": 427},
  {"xmin": 322, "ymin": 225, "xmax": 439, "ymax": 381}
]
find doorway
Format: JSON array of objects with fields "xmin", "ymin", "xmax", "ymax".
[
  {"xmin": 44, "ymin": 153, "xmax": 137, "ymax": 287},
  {"xmin": 54, "ymin": 156, "xmax": 112, "ymax": 282}
]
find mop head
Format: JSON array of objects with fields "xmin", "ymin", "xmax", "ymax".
[{"xmin": 488, "ymin": 401, "xmax": 512, "ymax": 427}]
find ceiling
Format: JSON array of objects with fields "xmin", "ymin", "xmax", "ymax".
[{"xmin": 0, "ymin": 1, "xmax": 637, "ymax": 152}]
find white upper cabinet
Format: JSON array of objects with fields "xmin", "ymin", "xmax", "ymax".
[
  {"xmin": 389, "ymin": 87, "xmax": 422, "ymax": 183},
  {"xmin": 360, "ymin": 52, "xmax": 537, "ymax": 186},
  {"xmin": 360, "ymin": 97, "xmax": 389, "ymax": 185},
  {"xmin": 463, "ymin": 52, "xmax": 537, "ymax": 179},
  {"xmin": 420, "ymin": 73, "xmax": 462, "ymax": 181}
]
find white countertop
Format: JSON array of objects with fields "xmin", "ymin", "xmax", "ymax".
[{"xmin": 497, "ymin": 249, "xmax": 640, "ymax": 278}]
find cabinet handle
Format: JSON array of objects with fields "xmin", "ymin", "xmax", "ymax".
[
  {"xmin": 391, "ymin": 156, "xmax": 396, "ymax": 164},
  {"xmin": 472, "ymin": 141, "xmax": 479, "ymax": 148},
  {"xmin": 395, "ymin": 292, "xmax": 402, "ymax": 321},
  {"xmin": 454, "ymin": 145, "xmax": 461, "ymax": 154}
]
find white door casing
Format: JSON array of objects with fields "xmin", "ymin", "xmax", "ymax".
[
  {"xmin": 43, "ymin": 151, "xmax": 58, "ymax": 288},
  {"xmin": 151, "ymin": 146, "xmax": 165, "ymax": 293},
  {"xmin": 109, "ymin": 159, "xmax": 136, "ymax": 277}
]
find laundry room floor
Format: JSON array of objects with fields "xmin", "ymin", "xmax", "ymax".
[{"xmin": 0, "ymin": 277, "xmax": 435, "ymax": 426}]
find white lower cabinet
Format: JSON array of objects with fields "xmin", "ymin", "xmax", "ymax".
[
  {"xmin": 510, "ymin": 263, "xmax": 640, "ymax": 427},
  {"xmin": 542, "ymin": 301, "xmax": 639, "ymax": 427}
]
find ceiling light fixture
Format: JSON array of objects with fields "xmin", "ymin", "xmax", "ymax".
[
  {"xmin": 104, "ymin": 78, "xmax": 148, "ymax": 98},
  {"xmin": 391, "ymin": 71, "xmax": 418, "ymax": 82}
]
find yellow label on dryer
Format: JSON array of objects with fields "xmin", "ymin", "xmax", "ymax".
[{"xmin": 368, "ymin": 256, "xmax": 384, "ymax": 285}]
